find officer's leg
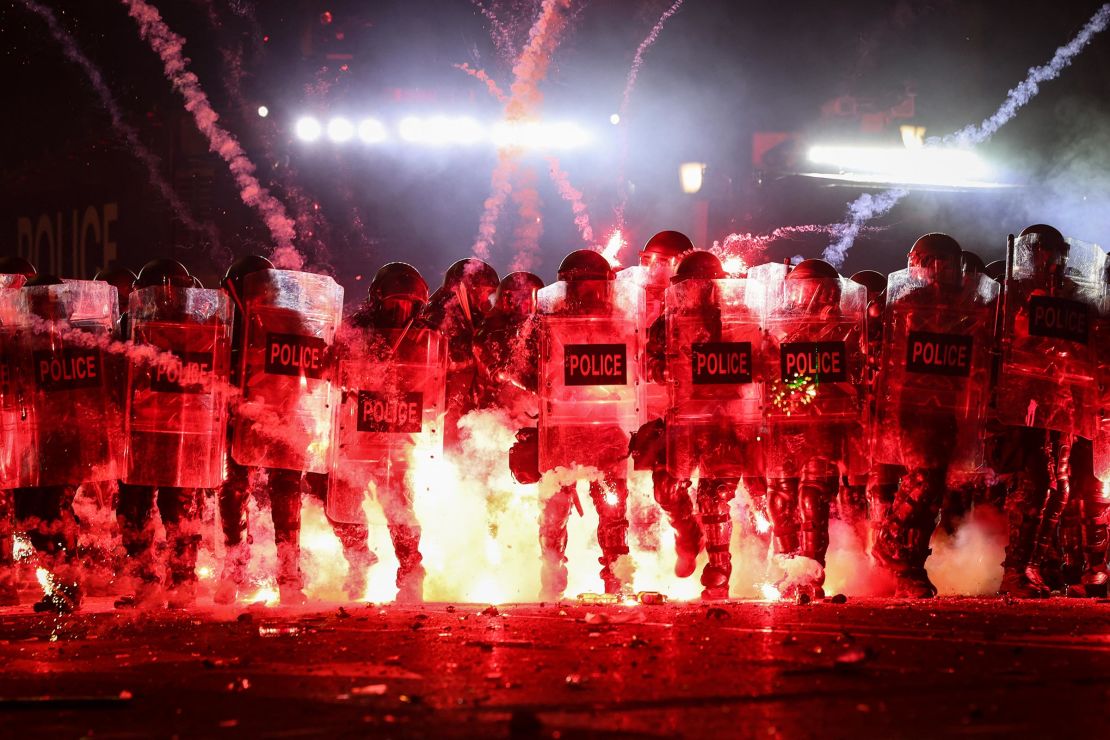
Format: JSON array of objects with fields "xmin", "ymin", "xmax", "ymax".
[
  {"xmin": 378, "ymin": 472, "xmax": 424, "ymax": 603},
  {"xmin": 1000, "ymin": 430, "xmax": 1051, "ymax": 597},
  {"xmin": 1067, "ymin": 439, "xmax": 1108, "ymax": 597},
  {"xmin": 308, "ymin": 471, "xmax": 374, "ymax": 600},
  {"xmin": 766, "ymin": 477, "xmax": 800, "ymax": 557},
  {"xmin": 840, "ymin": 473, "xmax": 869, "ymax": 543},
  {"xmin": 1024, "ymin": 432, "xmax": 1073, "ymax": 593},
  {"xmin": 159, "ymin": 487, "xmax": 203, "ymax": 607},
  {"xmin": 0, "ymin": 489, "xmax": 18, "ymax": 605},
  {"xmin": 539, "ymin": 484, "xmax": 574, "ymax": 601},
  {"xmin": 652, "ymin": 469, "xmax": 701, "ymax": 578},
  {"xmin": 866, "ymin": 464, "xmax": 901, "ymax": 554},
  {"xmin": 874, "ymin": 466, "xmax": 944, "ymax": 598},
  {"xmin": 590, "ymin": 475, "xmax": 630, "ymax": 595},
  {"xmin": 114, "ymin": 482, "xmax": 160, "ymax": 607},
  {"xmin": 697, "ymin": 478, "xmax": 736, "ymax": 600},
  {"xmin": 268, "ymin": 468, "xmax": 306, "ymax": 604},
  {"xmin": 215, "ymin": 459, "xmax": 251, "ymax": 604},
  {"xmin": 798, "ymin": 459, "xmax": 838, "ymax": 598}
]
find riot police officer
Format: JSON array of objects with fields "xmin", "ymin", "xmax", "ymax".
[
  {"xmin": 217, "ymin": 256, "xmax": 344, "ymax": 605},
  {"xmin": 871, "ymin": 234, "xmax": 998, "ymax": 597},
  {"xmin": 753, "ymin": 258, "xmax": 868, "ymax": 600},
  {"xmin": 422, "ymin": 259, "xmax": 499, "ymax": 450},
  {"xmin": 326, "ymin": 262, "xmax": 443, "ymax": 602},
  {"xmin": 995, "ymin": 225, "xmax": 1104, "ymax": 597},
  {"xmin": 661, "ymin": 250, "xmax": 764, "ymax": 598},
  {"xmin": 534, "ymin": 249, "xmax": 640, "ymax": 599},
  {"xmin": 115, "ymin": 259, "xmax": 230, "ymax": 608},
  {"xmin": 0, "ymin": 256, "xmax": 36, "ymax": 605}
]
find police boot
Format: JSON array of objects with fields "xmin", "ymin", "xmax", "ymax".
[
  {"xmin": 1000, "ymin": 507, "xmax": 1047, "ymax": 598},
  {"xmin": 391, "ymin": 524, "xmax": 424, "ymax": 604},
  {"xmin": 887, "ymin": 527, "xmax": 937, "ymax": 599},
  {"xmin": 1025, "ymin": 487, "xmax": 1070, "ymax": 596},
  {"xmin": 698, "ymin": 480, "xmax": 734, "ymax": 600},
  {"xmin": 1059, "ymin": 498, "xmax": 1084, "ymax": 588},
  {"xmin": 166, "ymin": 533, "xmax": 201, "ymax": 610},
  {"xmin": 866, "ymin": 480, "xmax": 898, "ymax": 556},
  {"xmin": 656, "ymin": 475, "xmax": 701, "ymax": 578},
  {"xmin": 276, "ymin": 537, "xmax": 307, "ymax": 605},
  {"xmin": 335, "ymin": 522, "xmax": 376, "ymax": 600},
  {"xmin": 539, "ymin": 487, "xmax": 573, "ymax": 601},
  {"xmin": 674, "ymin": 517, "xmax": 703, "ymax": 580},
  {"xmin": 1070, "ymin": 500, "xmax": 1109, "ymax": 598},
  {"xmin": 798, "ymin": 472, "xmax": 834, "ymax": 566},
  {"xmin": 540, "ymin": 556, "xmax": 569, "ymax": 602},
  {"xmin": 215, "ymin": 541, "xmax": 250, "ymax": 605},
  {"xmin": 396, "ymin": 563, "xmax": 425, "ymax": 604},
  {"xmin": 766, "ymin": 478, "xmax": 800, "ymax": 557},
  {"xmin": 593, "ymin": 482, "xmax": 630, "ymax": 595}
]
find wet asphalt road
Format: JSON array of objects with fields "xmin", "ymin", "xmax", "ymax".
[{"xmin": 0, "ymin": 596, "xmax": 1109, "ymax": 738}]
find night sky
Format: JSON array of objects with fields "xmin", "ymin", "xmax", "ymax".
[{"xmin": 2, "ymin": 0, "xmax": 1108, "ymax": 294}]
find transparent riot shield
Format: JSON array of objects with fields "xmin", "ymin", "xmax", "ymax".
[
  {"xmin": 871, "ymin": 270, "xmax": 998, "ymax": 472},
  {"xmin": 5, "ymin": 280, "xmax": 120, "ymax": 486},
  {"xmin": 125, "ymin": 287, "xmax": 231, "ymax": 488},
  {"xmin": 0, "ymin": 281, "xmax": 26, "ymax": 487},
  {"xmin": 618, "ymin": 263, "xmax": 674, "ymax": 422},
  {"xmin": 538, "ymin": 279, "xmax": 643, "ymax": 473},
  {"xmin": 231, "ymin": 269, "xmax": 343, "ymax": 473},
  {"xmin": 327, "ymin": 328, "xmax": 446, "ymax": 523},
  {"xmin": 749, "ymin": 262, "xmax": 867, "ymax": 477},
  {"xmin": 1094, "ymin": 299, "xmax": 1110, "ymax": 482},
  {"xmin": 996, "ymin": 235, "xmax": 1106, "ymax": 436},
  {"xmin": 664, "ymin": 278, "xmax": 764, "ymax": 478}
]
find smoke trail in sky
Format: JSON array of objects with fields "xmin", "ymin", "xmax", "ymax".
[
  {"xmin": 121, "ymin": 0, "xmax": 299, "ymax": 266},
  {"xmin": 545, "ymin": 156, "xmax": 594, "ymax": 245},
  {"xmin": 510, "ymin": 166, "xmax": 543, "ymax": 271},
  {"xmin": 472, "ymin": 0, "xmax": 574, "ymax": 259},
  {"xmin": 824, "ymin": 3, "xmax": 1110, "ymax": 267},
  {"xmin": 17, "ymin": 0, "xmax": 219, "ymax": 251},
  {"xmin": 470, "ymin": 0, "xmax": 517, "ymax": 63},
  {"xmin": 822, "ymin": 189, "xmax": 908, "ymax": 268},
  {"xmin": 614, "ymin": 0, "xmax": 686, "ymax": 256},
  {"xmin": 939, "ymin": 3, "xmax": 1110, "ymax": 147},
  {"xmin": 619, "ymin": 0, "xmax": 686, "ymax": 118},
  {"xmin": 454, "ymin": 62, "xmax": 508, "ymax": 103}
]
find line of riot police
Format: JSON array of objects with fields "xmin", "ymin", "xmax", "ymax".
[{"xmin": 0, "ymin": 220, "xmax": 1106, "ymax": 611}]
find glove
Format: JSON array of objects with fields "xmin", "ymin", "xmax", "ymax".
[
  {"xmin": 629, "ymin": 417, "xmax": 667, "ymax": 472},
  {"xmin": 509, "ymin": 426, "xmax": 541, "ymax": 484}
]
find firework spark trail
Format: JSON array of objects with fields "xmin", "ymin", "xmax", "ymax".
[
  {"xmin": 940, "ymin": 3, "xmax": 1110, "ymax": 147},
  {"xmin": 716, "ymin": 223, "xmax": 880, "ymax": 271},
  {"xmin": 474, "ymin": 156, "xmax": 516, "ymax": 260},
  {"xmin": 614, "ymin": 0, "xmax": 686, "ymax": 253},
  {"xmin": 473, "ymin": 0, "xmax": 574, "ymax": 259},
  {"xmin": 454, "ymin": 62, "xmax": 509, "ymax": 103},
  {"xmin": 545, "ymin": 156, "xmax": 594, "ymax": 245},
  {"xmin": 505, "ymin": 0, "xmax": 573, "ymax": 118},
  {"xmin": 510, "ymin": 167, "xmax": 543, "ymax": 271},
  {"xmin": 619, "ymin": 0, "xmax": 686, "ymax": 118},
  {"xmin": 121, "ymin": 0, "xmax": 299, "ymax": 267},
  {"xmin": 192, "ymin": 0, "xmax": 338, "ymax": 270},
  {"xmin": 17, "ymin": 0, "xmax": 219, "ymax": 250},
  {"xmin": 824, "ymin": 3, "xmax": 1110, "ymax": 268},
  {"xmin": 470, "ymin": 0, "xmax": 517, "ymax": 63}
]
